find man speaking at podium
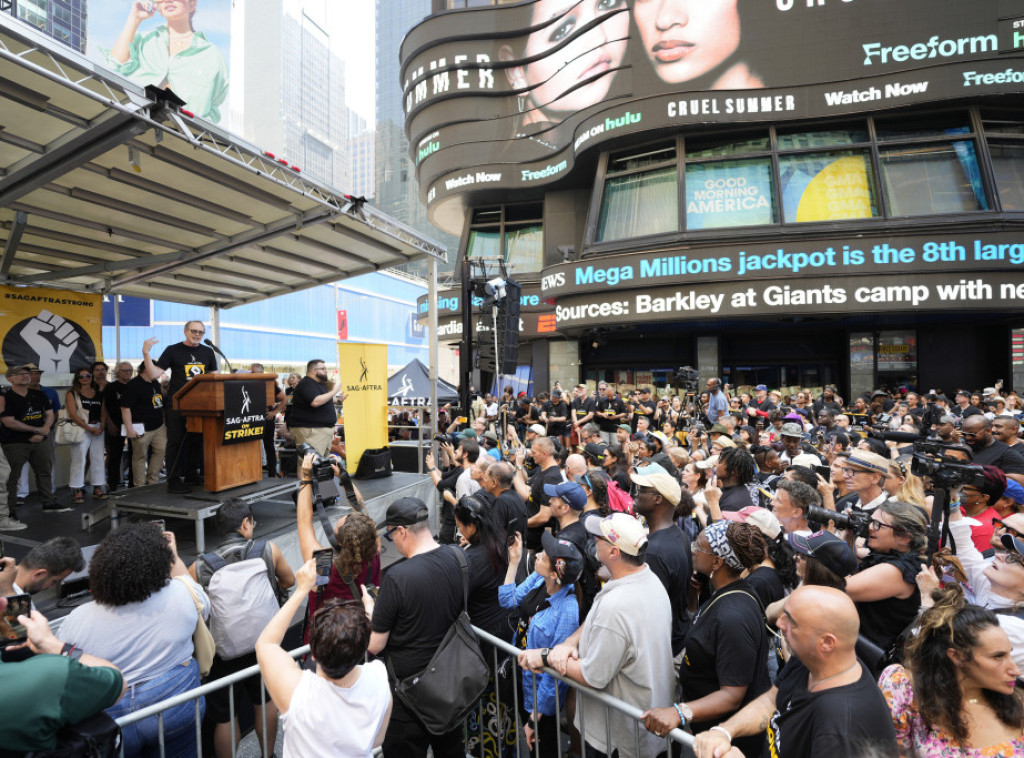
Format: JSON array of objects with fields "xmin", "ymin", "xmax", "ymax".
[{"xmin": 142, "ymin": 320, "xmax": 218, "ymax": 494}]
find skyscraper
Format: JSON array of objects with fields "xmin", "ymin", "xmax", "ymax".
[
  {"xmin": 5, "ymin": 0, "xmax": 86, "ymax": 53},
  {"xmin": 232, "ymin": 0, "xmax": 348, "ymax": 188},
  {"xmin": 374, "ymin": 0, "xmax": 457, "ymax": 274}
]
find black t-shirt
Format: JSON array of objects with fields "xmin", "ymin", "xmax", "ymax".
[
  {"xmin": 464, "ymin": 543, "xmax": 513, "ymax": 640},
  {"xmin": 289, "ymin": 376, "xmax": 337, "ymax": 428},
  {"xmin": 595, "ymin": 396, "xmax": 627, "ymax": 433},
  {"xmin": 103, "ymin": 381, "xmax": 130, "ymax": 426},
  {"xmin": 154, "ymin": 341, "xmax": 217, "ymax": 396},
  {"xmin": 632, "ymin": 399, "xmax": 656, "ymax": 430},
  {"xmin": 646, "ymin": 526, "xmax": 692, "ymax": 656},
  {"xmin": 855, "ymin": 550, "xmax": 923, "ymax": 650},
  {"xmin": 1, "ymin": 388, "xmax": 52, "ymax": 443},
  {"xmin": 70, "ymin": 391, "xmax": 102, "ymax": 425},
  {"xmin": 526, "ymin": 464, "xmax": 563, "ymax": 551},
  {"xmin": 745, "ymin": 566, "xmax": 786, "ymax": 611},
  {"xmin": 812, "ymin": 399, "xmax": 843, "ymax": 419},
  {"xmin": 372, "ymin": 546, "xmax": 465, "ymax": 680},
  {"xmin": 719, "ymin": 484, "xmax": 754, "ymax": 512},
  {"xmin": 971, "ymin": 439, "xmax": 1024, "ymax": 475},
  {"xmin": 492, "ymin": 488, "xmax": 528, "ymax": 537},
  {"xmin": 121, "ymin": 375, "xmax": 165, "ymax": 431},
  {"xmin": 543, "ymin": 400, "xmax": 569, "ymax": 436},
  {"xmin": 764, "ymin": 658, "xmax": 897, "ymax": 758},
  {"xmin": 571, "ymin": 396, "xmax": 595, "ymax": 422},
  {"xmin": 680, "ymin": 578, "xmax": 770, "ymax": 757},
  {"xmin": 953, "ymin": 404, "xmax": 984, "ymax": 418}
]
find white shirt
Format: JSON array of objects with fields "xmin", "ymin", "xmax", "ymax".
[
  {"xmin": 281, "ymin": 660, "xmax": 391, "ymax": 758},
  {"xmin": 455, "ymin": 467, "xmax": 481, "ymax": 501}
]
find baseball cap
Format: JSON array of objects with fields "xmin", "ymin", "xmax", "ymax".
[
  {"xmin": 640, "ymin": 387, "xmax": 651, "ymax": 394},
  {"xmin": 617, "ymin": 424, "xmax": 633, "ymax": 432},
  {"xmin": 376, "ymin": 497, "xmax": 429, "ymax": 530},
  {"xmin": 22, "ymin": 362, "xmax": 41, "ymax": 372},
  {"xmin": 787, "ymin": 530, "xmax": 858, "ymax": 576},
  {"xmin": 938, "ymin": 414, "xmax": 957, "ymax": 425},
  {"xmin": 842, "ymin": 451, "xmax": 892, "ymax": 477},
  {"xmin": 4, "ymin": 364, "xmax": 31, "ymax": 376},
  {"xmin": 630, "ymin": 468, "xmax": 681, "ymax": 506},
  {"xmin": 791, "ymin": 453, "xmax": 821, "ymax": 469},
  {"xmin": 583, "ymin": 442, "xmax": 608, "ymax": 463},
  {"xmin": 1003, "ymin": 479, "xmax": 1024, "ymax": 506},
  {"xmin": 583, "ymin": 512, "xmax": 648, "ymax": 556},
  {"xmin": 457, "ymin": 429, "xmax": 477, "ymax": 439},
  {"xmin": 528, "ymin": 424, "xmax": 546, "ymax": 435},
  {"xmin": 695, "ymin": 454, "xmax": 719, "ymax": 470},
  {"xmin": 722, "ymin": 506, "xmax": 782, "ymax": 540},
  {"xmin": 544, "ymin": 481, "xmax": 587, "ymax": 511},
  {"xmin": 755, "ymin": 384, "xmax": 768, "ymax": 391},
  {"xmin": 709, "ymin": 423, "xmax": 731, "ymax": 436},
  {"xmin": 1001, "ymin": 532, "xmax": 1024, "ymax": 557},
  {"xmin": 713, "ymin": 436, "xmax": 737, "ymax": 449},
  {"xmin": 541, "ymin": 531, "xmax": 583, "ymax": 584},
  {"xmin": 551, "ymin": 389, "xmax": 562, "ymax": 397},
  {"xmin": 780, "ymin": 423, "xmax": 804, "ymax": 438},
  {"xmin": 518, "ymin": 391, "xmax": 528, "ymax": 399}
]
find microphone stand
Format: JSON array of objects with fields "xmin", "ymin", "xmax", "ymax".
[{"xmin": 203, "ymin": 338, "xmax": 234, "ymax": 374}]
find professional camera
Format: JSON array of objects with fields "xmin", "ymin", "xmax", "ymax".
[
  {"xmin": 672, "ymin": 366, "xmax": 700, "ymax": 393},
  {"xmin": 806, "ymin": 505, "xmax": 873, "ymax": 539},
  {"xmin": 909, "ymin": 441, "xmax": 987, "ymax": 489},
  {"xmin": 298, "ymin": 443, "xmax": 337, "ymax": 482}
]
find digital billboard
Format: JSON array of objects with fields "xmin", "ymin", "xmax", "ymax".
[
  {"xmin": 401, "ymin": 0, "xmax": 1024, "ymax": 210},
  {"xmin": 87, "ymin": 0, "xmax": 231, "ymax": 125}
]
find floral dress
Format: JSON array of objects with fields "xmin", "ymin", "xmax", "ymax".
[{"xmin": 879, "ymin": 664, "xmax": 1024, "ymax": 757}]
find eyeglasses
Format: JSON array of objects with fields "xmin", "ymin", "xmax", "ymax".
[
  {"xmin": 993, "ymin": 518, "xmax": 1024, "ymax": 539},
  {"xmin": 1005, "ymin": 551, "xmax": 1024, "ymax": 568},
  {"xmin": 869, "ymin": 519, "xmax": 899, "ymax": 532},
  {"xmin": 188, "ymin": 329, "xmax": 205, "ymax": 335},
  {"xmin": 691, "ymin": 540, "xmax": 714, "ymax": 556},
  {"xmin": 383, "ymin": 525, "xmax": 402, "ymax": 541}
]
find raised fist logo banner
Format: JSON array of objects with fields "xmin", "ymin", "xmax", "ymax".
[{"xmin": 0, "ymin": 287, "xmax": 102, "ymax": 383}]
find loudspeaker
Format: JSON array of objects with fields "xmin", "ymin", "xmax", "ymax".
[{"xmin": 497, "ymin": 280, "xmax": 521, "ymax": 375}]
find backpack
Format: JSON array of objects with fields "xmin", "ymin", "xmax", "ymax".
[
  {"xmin": 198, "ymin": 539, "xmax": 281, "ymax": 660},
  {"xmin": 606, "ymin": 480, "xmax": 634, "ymax": 514}
]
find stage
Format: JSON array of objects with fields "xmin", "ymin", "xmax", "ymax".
[{"xmin": 4, "ymin": 471, "xmax": 436, "ymax": 625}]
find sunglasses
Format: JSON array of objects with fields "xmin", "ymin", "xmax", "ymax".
[
  {"xmin": 383, "ymin": 525, "xmax": 402, "ymax": 541},
  {"xmin": 188, "ymin": 329, "xmax": 206, "ymax": 335},
  {"xmin": 77, "ymin": 373, "xmax": 93, "ymax": 379},
  {"xmin": 993, "ymin": 518, "xmax": 1024, "ymax": 540}
]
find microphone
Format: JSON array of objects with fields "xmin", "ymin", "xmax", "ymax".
[{"xmin": 203, "ymin": 338, "xmax": 234, "ymax": 374}]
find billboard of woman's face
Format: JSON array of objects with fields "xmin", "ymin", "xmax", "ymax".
[
  {"xmin": 632, "ymin": 0, "xmax": 762, "ymax": 89},
  {"xmin": 501, "ymin": 0, "xmax": 629, "ymax": 129}
]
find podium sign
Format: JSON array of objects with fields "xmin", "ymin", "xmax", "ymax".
[{"xmin": 222, "ymin": 380, "xmax": 268, "ymax": 445}]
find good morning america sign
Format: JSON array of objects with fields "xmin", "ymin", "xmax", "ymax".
[{"xmin": 401, "ymin": 0, "xmax": 1024, "ymax": 200}]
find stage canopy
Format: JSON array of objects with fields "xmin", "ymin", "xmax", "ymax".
[
  {"xmin": 0, "ymin": 16, "xmax": 445, "ymax": 309},
  {"xmin": 388, "ymin": 358, "xmax": 458, "ymax": 406}
]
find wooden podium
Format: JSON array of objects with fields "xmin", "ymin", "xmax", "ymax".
[{"xmin": 173, "ymin": 373, "xmax": 279, "ymax": 492}]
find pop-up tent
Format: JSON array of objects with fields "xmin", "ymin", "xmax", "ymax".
[{"xmin": 388, "ymin": 358, "xmax": 458, "ymax": 407}]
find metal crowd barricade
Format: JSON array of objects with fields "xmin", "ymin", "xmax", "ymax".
[
  {"xmin": 472, "ymin": 628, "xmax": 696, "ymax": 758},
  {"xmin": 113, "ymin": 627, "xmax": 695, "ymax": 758}
]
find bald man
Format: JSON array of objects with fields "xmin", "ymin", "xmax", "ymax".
[
  {"xmin": 565, "ymin": 453, "xmax": 588, "ymax": 482},
  {"xmin": 693, "ymin": 586, "xmax": 896, "ymax": 758}
]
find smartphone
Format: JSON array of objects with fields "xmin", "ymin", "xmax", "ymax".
[
  {"xmin": 458, "ymin": 416, "xmax": 468, "ymax": 424},
  {"xmin": 151, "ymin": 519, "xmax": 166, "ymax": 532},
  {"xmin": 506, "ymin": 518, "xmax": 518, "ymax": 546},
  {"xmin": 0, "ymin": 594, "xmax": 31, "ymax": 646},
  {"xmin": 813, "ymin": 465, "xmax": 831, "ymax": 482},
  {"xmin": 364, "ymin": 583, "xmax": 379, "ymax": 600},
  {"xmin": 313, "ymin": 548, "xmax": 333, "ymax": 586}
]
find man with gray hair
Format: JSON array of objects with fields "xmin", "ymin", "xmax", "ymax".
[
  {"xmin": 772, "ymin": 479, "xmax": 819, "ymax": 533},
  {"xmin": 513, "ymin": 436, "xmax": 563, "ymax": 558}
]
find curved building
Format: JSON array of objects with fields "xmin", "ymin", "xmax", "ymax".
[{"xmin": 406, "ymin": 0, "xmax": 1024, "ymax": 398}]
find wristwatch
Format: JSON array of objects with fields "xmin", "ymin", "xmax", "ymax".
[{"xmin": 540, "ymin": 647, "xmax": 551, "ymax": 667}]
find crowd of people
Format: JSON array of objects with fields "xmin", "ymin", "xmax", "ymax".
[{"xmin": 4, "ymin": 361, "xmax": 1024, "ymax": 757}]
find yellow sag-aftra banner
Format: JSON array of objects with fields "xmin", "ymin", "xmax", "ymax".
[
  {"xmin": 337, "ymin": 342, "xmax": 388, "ymax": 469},
  {"xmin": 0, "ymin": 286, "xmax": 103, "ymax": 384}
]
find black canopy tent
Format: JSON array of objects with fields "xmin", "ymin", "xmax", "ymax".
[{"xmin": 388, "ymin": 358, "xmax": 458, "ymax": 407}]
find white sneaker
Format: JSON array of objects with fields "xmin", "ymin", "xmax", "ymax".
[{"xmin": 0, "ymin": 516, "xmax": 27, "ymax": 531}]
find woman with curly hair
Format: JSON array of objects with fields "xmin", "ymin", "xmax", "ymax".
[
  {"xmin": 296, "ymin": 452, "xmax": 380, "ymax": 643},
  {"xmin": 880, "ymin": 584, "xmax": 1024, "ymax": 756},
  {"xmin": 57, "ymin": 522, "xmax": 210, "ymax": 757}
]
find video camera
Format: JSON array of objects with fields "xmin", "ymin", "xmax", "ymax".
[
  {"xmin": 806, "ymin": 505, "xmax": 873, "ymax": 539},
  {"xmin": 672, "ymin": 366, "xmax": 700, "ymax": 394}
]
